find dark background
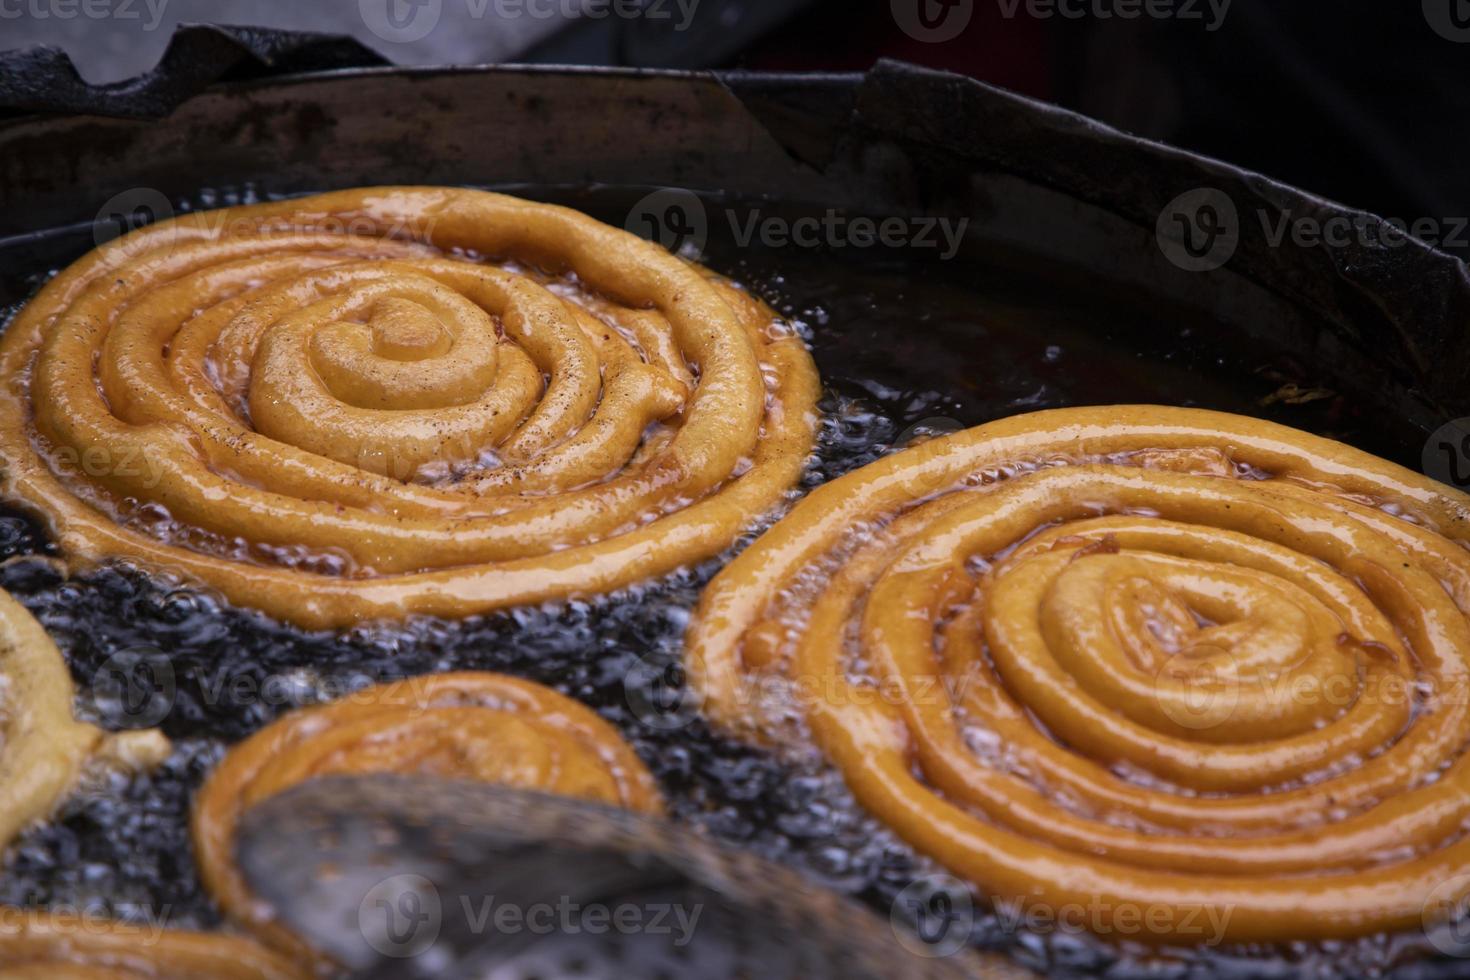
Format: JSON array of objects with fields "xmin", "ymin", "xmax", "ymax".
[{"xmin": 2, "ymin": 0, "xmax": 1466, "ymax": 246}]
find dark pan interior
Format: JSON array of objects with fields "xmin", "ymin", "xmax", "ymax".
[{"xmin": 0, "ymin": 63, "xmax": 1466, "ymax": 979}]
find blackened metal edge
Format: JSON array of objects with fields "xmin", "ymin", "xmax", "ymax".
[
  {"xmin": 0, "ymin": 24, "xmax": 387, "ymax": 120},
  {"xmin": 830, "ymin": 60, "xmax": 1470, "ymax": 420},
  {"xmin": 711, "ymin": 70, "xmax": 863, "ymax": 174},
  {"xmin": 0, "ymin": 66, "xmax": 837, "ymax": 238},
  {"xmin": 1, "ymin": 57, "xmax": 1465, "ymax": 425}
]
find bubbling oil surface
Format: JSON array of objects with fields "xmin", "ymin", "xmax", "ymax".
[{"xmin": 0, "ymin": 186, "xmax": 1456, "ymax": 979}]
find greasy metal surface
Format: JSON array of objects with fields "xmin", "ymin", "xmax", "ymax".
[{"xmin": 238, "ymin": 777, "xmax": 1000, "ymax": 979}]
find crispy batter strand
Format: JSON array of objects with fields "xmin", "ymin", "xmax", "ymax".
[
  {"xmin": 193, "ymin": 672, "xmax": 662, "ymax": 961},
  {"xmin": 0, "ymin": 913, "xmax": 306, "ymax": 979},
  {"xmin": 0, "ymin": 188, "xmax": 820, "ymax": 628},
  {"xmin": 0, "ymin": 587, "xmax": 168, "ymax": 850},
  {"xmin": 686, "ymin": 405, "xmax": 1470, "ymax": 945}
]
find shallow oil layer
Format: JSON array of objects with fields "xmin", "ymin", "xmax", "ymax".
[{"xmin": 0, "ymin": 186, "xmax": 1459, "ymax": 979}]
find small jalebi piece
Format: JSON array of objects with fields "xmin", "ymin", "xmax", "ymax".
[
  {"xmin": 193, "ymin": 672, "xmax": 662, "ymax": 960},
  {"xmin": 0, "ymin": 188, "xmax": 820, "ymax": 629},
  {"xmin": 686, "ymin": 405, "xmax": 1470, "ymax": 946},
  {"xmin": 0, "ymin": 587, "xmax": 169, "ymax": 850},
  {"xmin": 0, "ymin": 912, "xmax": 305, "ymax": 979}
]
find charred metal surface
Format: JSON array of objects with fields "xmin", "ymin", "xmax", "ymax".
[
  {"xmin": 0, "ymin": 67, "xmax": 834, "ymax": 238},
  {"xmin": 238, "ymin": 777, "xmax": 1000, "ymax": 979},
  {"xmin": 0, "ymin": 24, "xmax": 385, "ymax": 121}
]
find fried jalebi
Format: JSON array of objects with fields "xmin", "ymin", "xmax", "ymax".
[
  {"xmin": 0, "ymin": 188, "xmax": 819, "ymax": 628},
  {"xmin": 686, "ymin": 405, "xmax": 1470, "ymax": 945},
  {"xmin": 0, "ymin": 912, "xmax": 305, "ymax": 979},
  {"xmin": 193, "ymin": 672, "xmax": 661, "ymax": 960},
  {"xmin": 0, "ymin": 587, "xmax": 168, "ymax": 850}
]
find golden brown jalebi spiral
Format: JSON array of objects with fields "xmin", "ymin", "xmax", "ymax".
[
  {"xmin": 0, "ymin": 587, "xmax": 169, "ymax": 851},
  {"xmin": 193, "ymin": 672, "xmax": 662, "ymax": 962},
  {"xmin": 0, "ymin": 188, "xmax": 820, "ymax": 629},
  {"xmin": 0, "ymin": 912, "xmax": 306, "ymax": 979},
  {"xmin": 686, "ymin": 405, "xmax": 1470, "ymax": 946}
]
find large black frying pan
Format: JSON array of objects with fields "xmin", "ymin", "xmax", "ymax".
[{"xmin": 1, "ymin": 27, "xmax": 1467, "ymax": 980}]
